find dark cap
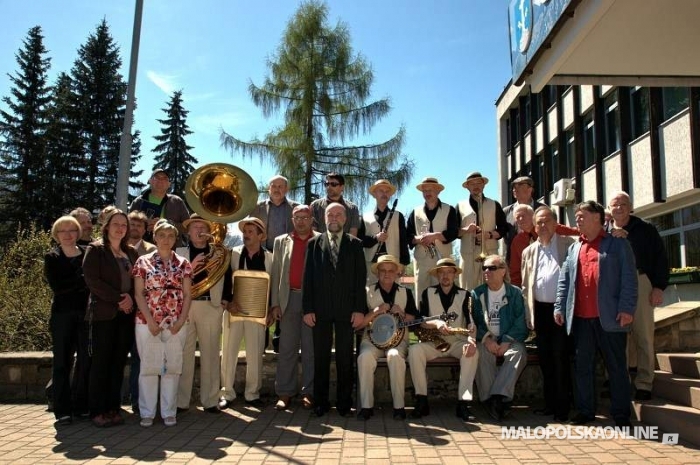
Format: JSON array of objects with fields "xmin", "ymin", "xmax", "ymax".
[{"xmin": 511, "ymin": 176, "xmax": 533, "ymax": 187}]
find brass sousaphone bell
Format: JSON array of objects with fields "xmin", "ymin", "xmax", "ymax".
[{"xmin": 184, "ymin": 163, "xmax": 258, "ymax": 299}]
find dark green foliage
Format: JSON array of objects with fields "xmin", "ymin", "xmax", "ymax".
[
  {"xmin": 152, "ymin": 90, "xmax": 198, "ymax": 200},
  {"xmin": 220, "ymin": 0, "xmax": 414, "ymax": 206},
  {"xmin": 0, "ymin": 25, "xmax": 53, "ymax": 232},
  {"xmin": 0, "ymin": 226, "xmax": 53, "ymax": 351}
]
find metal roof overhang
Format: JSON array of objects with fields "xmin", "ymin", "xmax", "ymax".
[{"xmin": 517, "ymin": 0, "xmax": 700, "ymax": 92}]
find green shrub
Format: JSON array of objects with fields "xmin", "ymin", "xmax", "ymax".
[{"xmin": 0, "ymin": 226, "xmax": 53, "ymax": 351}]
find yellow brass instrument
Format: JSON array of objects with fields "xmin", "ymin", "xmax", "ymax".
[
  {"xmin": 230, "ymin": 270, "xmax": 270, "ymax": 326},
  {"xmin": 184, "ymin": 163, "xmax": 258, "ymax": 298},
  {"xmin": 475, "ymin": 195, "xmax": 488, "ymax": 263},
  {"xmin": 421, "ymin": 223, "xmax": 442, "ymax": 260},
  {"xmin": 414, "ymin": 326, "xmax": 473, "ymax": 353}
]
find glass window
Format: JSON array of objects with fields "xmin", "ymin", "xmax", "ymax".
[
  {"xmin": 662, "ymin": 233, "xmax": 682, "ymax": 269},
  {"xmin": 533, "ymin": 92, "xmax": 543, "ymax": 122},
  {"xmin": 604, "ymin": 92, "xmax": 621, "ymax": 155},
  {"xmin": 582, "ymin": 112, "xmax": 595, "ymax": 169},
  {"xmin": 630, "ymin": 86, "xmax": 650, "ymax": 139},
  {"xmin": 511, "ymin": 108, "xmax": 520, "ymax": 141},
  {"xmin": 565, "ymin": 129, "xmax": 576, "ymax": 178},
  {"xmin": 538, "ymin": 156, "xmax": 546, "ymax": 198},
  {"xmin": 523, "ymin": 97, "xmax": 531, "ymax": 130},
  {"xmin": 550, "ymin": 140, "xmax": 560, "ymax": 182},
  {"xmin": 681, "ymin": 203, "xmax": 700, "ymax": 225},
  {"xmin": 662, "ymin": 87, "xmax": 689, "ymax": 121},
  {"xmin": 505, "ymin": 118, "xmax": 512, "ymax": 150},
  {"xmin": 545, "ymin": 85, "xmax": 557, "ymax": 109},
  {"xmin": 648, "ymin": 211, "xmax": 678, "ymax": 232},
  {"xmin": 685, "ymin": 227, "xmax": 700, "ymax": 267}
]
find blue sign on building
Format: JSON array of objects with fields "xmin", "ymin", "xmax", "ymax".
[{"xmin": 509, "ymin": 0, "xmax": 573, "ymax": 84}]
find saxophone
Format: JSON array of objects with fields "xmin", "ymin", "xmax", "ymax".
[{"xmin": 414, "ymin": 326, "xmax": 473, "ymax": 353}]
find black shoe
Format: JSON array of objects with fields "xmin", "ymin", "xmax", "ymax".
[
  {"xmin": 56, "ymin": 415, "xmax": 72, "ymax": 426},
  {"xmin": 176, "ymin": 407, "xmax": 189, "ymax": 414},
  {"xmin": 218, "ymin": 398, "xmax": 232, "ymax": 410},
  {"xmin": 131, "ymin": 405, "xmax": 140, "ymax": 415},
  {"xmin": 534, "ymin": 407, "xmax": 555, "ymax": 416},
  {"xmin": 634, "ymin": 389, "xmax": 652, "ymax": 401},
  {"xmin": 410, "ymin": 395, "xmax": 430, "ymax": 419},
  {"xmin": 272, "ymin": 336, "xmax": 280, "ymax": 354},
  {"xmin": 614, "ymin": 417, "xmax": 632, "ymax": 428},
  {"xmin": 313, "ymin": 405, "xmax": 329, "ymax": 417},
  {"xmin": 456, "ymin": 402, "xmax": 475, "ymax": 422},
  {"xmin": 487, "ymin": 396, "xmax": 504, "ymax": 422},
  {"xmin": 357, "ymin": 408, "xmax": 373, "ymax": 420},
  {"xmin": 245, "ymin": 398, "xmax": 264, "ymax": 409},
  {"xmin": 393, "ymin": 408, "xmax": 406, "ymax": 420},
  {"xmin": 336, "ymin": 406, "xmax": 351, "ymax": 417},
  {"xmin": 204, "ymin": 406, "xmax": 221, "ymax": 414},
  {"xmin": 569, "ymin": 413, "xmax": 595, "ymax": 425},
  {"xmin": 553, "ymin": 413, "xmax": 569, "ymax": 422}
]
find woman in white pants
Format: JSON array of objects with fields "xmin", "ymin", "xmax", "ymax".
[{"xmin": 132, "ymin": 220, "xmax": 192, "ymax": 427}]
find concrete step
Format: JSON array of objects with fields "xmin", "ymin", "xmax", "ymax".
[
  {"xmin": 632, "ymin": 399, "xmax": 700, "ymax": 447},
  {"xmin": 656, "ymin": 353, "xmax": 700, "ymax": 379},
  {"xmin": 653, "ymin": 370, "xmax": 700, "ymax": 409}
]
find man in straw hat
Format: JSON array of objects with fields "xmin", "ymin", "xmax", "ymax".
[
  {"xmin": 456, "ymin": 171, "xmax": 508, "ymax": 291},
  {"xmin": 219, "ymin": 216, "xmax": 272, "ymax": 410},
  {"xmin": 406, "ymin": 177, "xmax": 459, "ymax": 300},
  {"xmin": 303, "ymin": 202, "xmax": 366, "ymax": 417},
  {"xmin": 356, "ymin": 255, "xmax": 419, "ymax": 421},
  {"xmin": 471, "ymin": 254, "xmax": 528, "ymax": 422},
  {"xmin": 176, "ymin": 214, "xmax": 233, "ymax": 414},
  {"xmin": 361, "ymin": 179, "xmax": 410, "ymax": 283},
  {"xmin": 268, "ymin": 204, "xmax": 320, "ymax": 411},
  {"xmin": 407, "ymin": 257, "xmax": 479, "ymax": 422}
]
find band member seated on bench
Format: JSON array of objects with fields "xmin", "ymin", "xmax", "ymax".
[
  {"xmin": 356, "ymin": 255, "xmax": 419, "ymax": 421},
  {"xmin": 407, "ymin": 258, "xmax": 479, "ymax": 422}
]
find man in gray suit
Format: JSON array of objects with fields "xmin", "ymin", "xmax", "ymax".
[
  {"xmin": 521, "ymin": 206, "xmax": 574, "ymax": 422},
  {"xmin": 269, "ymin": 205, "xmax": 319, "ymax": 411}
]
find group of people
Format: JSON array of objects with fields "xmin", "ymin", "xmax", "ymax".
[{"xmin": 44, "ymin": 166, "xmax": 667, "ymax": 430}]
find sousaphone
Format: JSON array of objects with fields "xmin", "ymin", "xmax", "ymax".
[{"xmin": 184, "ymin": 163, "xmax": 258, "ymax": 299}]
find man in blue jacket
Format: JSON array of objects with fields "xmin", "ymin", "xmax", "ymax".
[
  {"xmin": 554, "ymin": 200, "xmax": 637, "ymax": 428},
  {"xmin": 472, "ymin": 254, "xmax": 528, "ymax": 422}
]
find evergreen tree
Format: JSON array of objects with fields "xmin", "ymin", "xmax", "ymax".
[
  {"xmin": 220, "ymin": 0, "xmax": 413, "ymax": 205},
  {"xmin": 44, "ymin": 72, "xmax": 85, "ymax": 220},
  {"xmin": 129, "ymin": 129, "xmax": 145, "ymax": 202},
  {"xmin": 152, "ymin": 90, "xmax": 198, "ymax": 199},
  {"xmin": 69, "ymin": 19, "xmax": 127, "ymax": 212},
  {"xmin": 0, "ymin": 26, "xmax": 52, "ymax": 232}
]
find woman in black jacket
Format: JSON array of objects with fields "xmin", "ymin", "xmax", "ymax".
[
  {"xmin": 83, "ymin": 208, "xmax": 139, "ymax": 427},
  {"xmin": 45, "ymin": 215, "xmax": 91, "ymax": 425}
]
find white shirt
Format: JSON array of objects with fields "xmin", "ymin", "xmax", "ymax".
[
  {"xmin": 487, "ymin": 284, "xmax": 506, "ymax": 337},
  {"xmin": 534, "ymin": 233, "xmax": 561, "ymax": 303}
]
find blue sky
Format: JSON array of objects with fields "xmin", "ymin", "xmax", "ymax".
[{"xmin": 0, "ymin": 0, "xmax": 513, "ymax": 212}]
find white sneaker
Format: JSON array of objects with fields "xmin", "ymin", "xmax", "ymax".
[
  {"xmin": 163, "ymin": 416, "xmax": 177, "ymax": 427},
  {"xmin": 140, "ymin": 417, "xmax": 153, "ymax": 427}
]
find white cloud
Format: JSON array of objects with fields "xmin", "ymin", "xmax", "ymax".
[
  {"xmin": 146, "ymin": 70, "xmax": 179, "ymax": 95},
  {"xmin": 190, "ymin": 112, "xmax": 251, "ymax": 135}
]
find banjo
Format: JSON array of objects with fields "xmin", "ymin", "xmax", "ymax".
[{"xmin": 367, "ymin": 311, "xmax": 458, "ymax": 350}]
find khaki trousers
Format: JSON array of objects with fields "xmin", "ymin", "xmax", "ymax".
[
  {"xmin": 628, "ymin": 273, "xmax": 655, "ymax": 391},
  {"xmin": 357, "ymin": 337, "xmax": 409, "ymax": 409},
  {"xmin": 177, "ymin": 300, "xmax": 223, "ymax": 409},
  {"xmin": 221, "ymin": 319, "xmax": 265, "ymax": 401}
]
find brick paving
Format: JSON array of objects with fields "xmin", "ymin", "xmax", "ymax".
[{"xmin": 0, "ymin": 402, "xmax": 699, "ymax": 464}]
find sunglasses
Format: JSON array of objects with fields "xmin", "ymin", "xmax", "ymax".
[
  {"xmin": 482, "ymin": 265, "xmax": 504, "ymax": 272},
  {"xmin": 325, "ymin": 181, "xmax": 341, "ymax": 187}
]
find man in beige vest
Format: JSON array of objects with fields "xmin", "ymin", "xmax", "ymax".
[
  {"xmin": 176, "ymin": 214, "xmax": 232, "ymax": 413},
  {"xmin": 361, "ymin": 180, "xmax": 409, "ymax": 283},
  {"xmin": 456, "ymin": 172, "xmax": 508, "ymax": 291},
  {"xmin": 407, "ymin": 177, "xmax": 459, "ymax": 300}
]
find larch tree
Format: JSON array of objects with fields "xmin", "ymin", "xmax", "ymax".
[{"xmin": 220, "ymin": 0, "xmax": 413, "ymax": 206}]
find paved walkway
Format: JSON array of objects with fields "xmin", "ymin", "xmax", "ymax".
[{"xmin": 0, "ymin": 402, "xmax": 698, "ymax": 464}]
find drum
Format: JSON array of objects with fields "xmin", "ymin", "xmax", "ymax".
[{"xmin": 368, "ymin": 313, "xmax": 405, "ymax": 350}]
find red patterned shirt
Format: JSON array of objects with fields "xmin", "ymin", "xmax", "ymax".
[{"xmin": 132, "ymin": 251, "xmax": 192, "ymax": 326}]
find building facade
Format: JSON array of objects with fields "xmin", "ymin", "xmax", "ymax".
[{"xmin": 496, "ymin": 82, "xmax": 700, "ymax": 270}]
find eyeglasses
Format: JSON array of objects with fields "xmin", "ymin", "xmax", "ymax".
[
  {"xmin": 482, "ymin": 265, "xmax": 504, "ymax": 272},
  {"xmin": 293, "ymin": 216, "xmax": 311, "ymax": 221},
  {"xmin": 324, "ymin": 181, "xmax": 341, "ymax": 187}
]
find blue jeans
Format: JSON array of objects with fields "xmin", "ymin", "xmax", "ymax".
[{"xmin": 572, "ymin": 317, "xmax": 630, "ymax": 420}]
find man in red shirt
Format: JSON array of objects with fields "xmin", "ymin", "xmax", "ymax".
[
  {"xmin": 554, "ymin": 201, "xmax": 637, "ymax": 428},
  {"xmin": 269, "ymin": 205, "xmax": 320, "ymax": 411}
]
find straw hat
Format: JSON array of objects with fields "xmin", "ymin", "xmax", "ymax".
[
  {"xmin": 416, "ymin": 177, "xmax": 445, "ymax": 193},
  {"xmin": 370, "ymin": 254, "xmax": 404, "ymax": 275},
  {"xmin": 369, "ymin": 179, "xmax": 397, "ymax": 197},
  {"xmin": 238, "ymin": 216, "xmax": 267, "ymax": 240},
  {"xmin": 428, "ymin": 257, "xmax": 463, "ymax": 276},
  {"xmin": 182, "ymin": 213, "xmax": 213, "ymax": 230},
  {"xmin": 461, "ymin": 172, "xmax": 489, "ymax": 188}
]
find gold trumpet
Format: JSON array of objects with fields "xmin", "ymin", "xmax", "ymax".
[{"xmin": 475, "ymin": 195, "xmax": 488, "ymax": 263}]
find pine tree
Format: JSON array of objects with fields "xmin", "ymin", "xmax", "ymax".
[
  {"xmin": 129, "ymin": 129, "xmax": 145, "ymax": 202},
  {"xmin": 220, "ymin": 1, "xmax": 413, "ymax": 205},
  {"xmin": 0, "ymin": 26, "xmax": 52, "ymax": 233},
  {"xmin": 69, "ymin": 19, "xmax": 127, "ymax": 212},
  {"xmin": 152, "ymin": 90, "xmax": 198, "ymax": 199}
]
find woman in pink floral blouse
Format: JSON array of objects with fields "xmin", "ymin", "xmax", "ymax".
[{"xmin": 132, "ymin": 219, "xmax": 192, "ymax": 427}]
